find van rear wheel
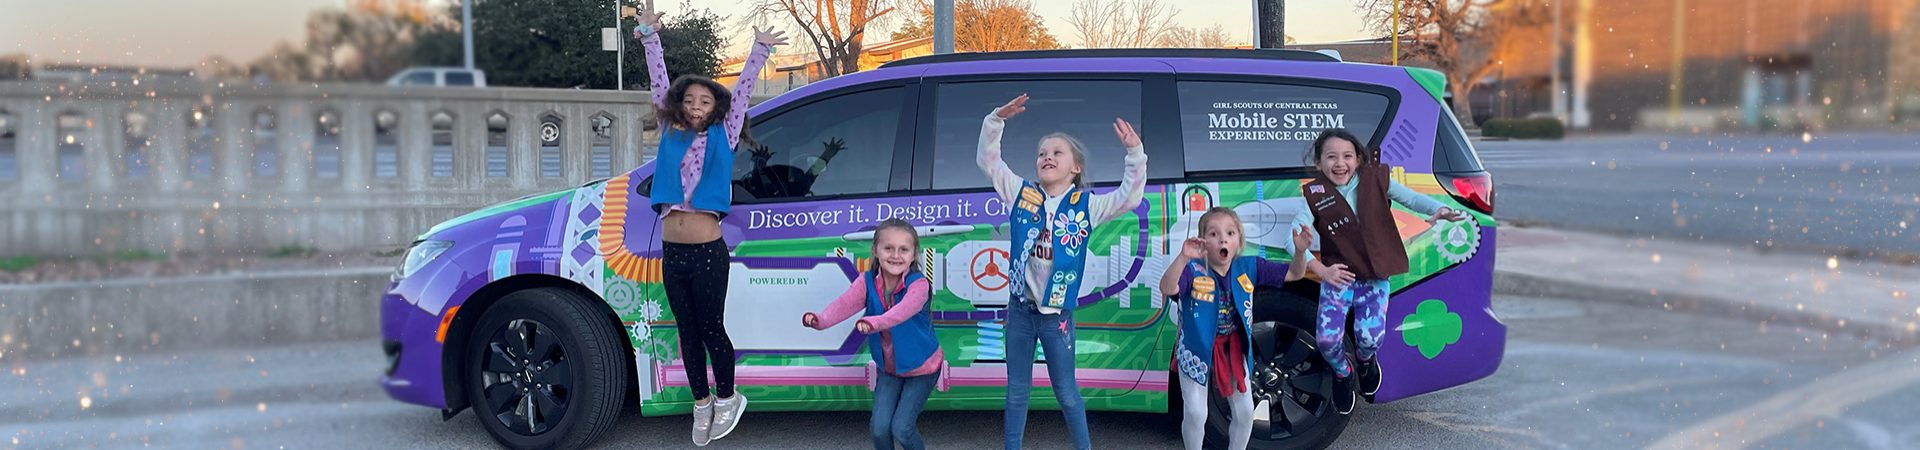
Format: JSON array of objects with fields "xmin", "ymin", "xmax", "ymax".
[{"xmin": 1201, "ymin": 321, "xmax": 1349, "ymax": 450}]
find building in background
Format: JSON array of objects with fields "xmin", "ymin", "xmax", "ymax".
[
  {"xmin": 1487, "ymin": 0, "xmax": 1920, "ymax": 131},
  {"xmin": 716, "ymin": 36, "xmax": 935, "ymax": 95}
]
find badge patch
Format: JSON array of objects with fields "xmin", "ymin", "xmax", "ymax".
[
  {"xmin": 1191, "ymin": 275, "xmax": 1217, "ymax": 302},
  {"xmin": 1237, "ymin": 273, "xmax": 1254, "ymax": 294}
]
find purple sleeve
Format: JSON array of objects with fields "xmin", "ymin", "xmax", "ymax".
[
  {"xmin": 725, "ymin": 42, "xmax": 773, "ymax": 148},
  {"xmin": 641, "ymin": 31, "xmax": 669, "ymax": 129},
  {"xmin": 1253, "ymin": 259, "xmax": 1292, "ymax": 289},
  {"xmin": 1173, "ymin": 264, "xmax": 1196, "ymax": 300}
]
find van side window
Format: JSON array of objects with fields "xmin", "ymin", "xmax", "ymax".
[
  {"xmin": 928, "ymin": 80, "xmax": 1144, "ymax": 190},
  {"xmin": 1177, "ymin": 81, "xmax": 1391, "ymax": 171},
  {"xmin": 733, "ymin": 86, "xmax": 906, "ymax": 200}
]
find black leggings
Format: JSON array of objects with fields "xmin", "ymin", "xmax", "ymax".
[{"xmin": 663, "ymin": 239, "xmax": 735, "ymax": 400}]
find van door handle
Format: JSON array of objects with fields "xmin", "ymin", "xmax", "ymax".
[{"xmin": 841, "ymin": 225, "xmax": 976, "ymax": 241}]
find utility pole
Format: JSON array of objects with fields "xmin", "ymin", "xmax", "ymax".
[
  {"xmin": 1551, "ymin": 0, "xmax": 1565, "ymax": 122},
  {"xmin": 1571, "ymin": 0, "xmax": 1592, "ymax": 129},
  {"xmin": 1254, "ymin": 0, "xmax": 1285, "ymax": 49},
  {"xmin": 615, "ymin": 0, "xmax": 624, "ymax": 91},
  {"xmin": 462, "ymin": 0, "xmax": 474, "ymax": 70},
  {"xmin": 1667, "ymin": 0, "xmax": 1686, "ymax": 128},
  {"xmin": 1392, "ymin": 0, "xmax": 1400, "ymax": 65},
  {"xmin": 935, "ymin": 0, "xmax": 954, "ymax": 54}
]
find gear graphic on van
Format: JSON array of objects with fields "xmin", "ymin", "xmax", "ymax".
[{"xmin": 1433, "ymin": 218, "xmax": 1479, "ymax": 264}]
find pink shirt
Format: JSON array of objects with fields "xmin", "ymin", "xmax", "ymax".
[
  {"xmin": 642, "ymin": 32, "xmax": 772, "ymax": 216},
  {"xmin": 807, "ymin": 276, "xmax": 945, "ymax": 377}
]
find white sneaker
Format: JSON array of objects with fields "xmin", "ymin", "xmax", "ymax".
[
  {"xmin": 691, "ymin": 401, "xmax": 714, "ymax": 446},
  {"xmin": 708, "ymin": 393, "xmax": 748, "ymax": 441}
]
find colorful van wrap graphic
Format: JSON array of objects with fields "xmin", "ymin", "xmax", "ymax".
[
  {"xmin": 377, "ymin": 61, "xmax": 1506, "ymax": 423},
  {"xmin": 396, "ymin": 157, "xmax": 1492, "ymax": 411}
]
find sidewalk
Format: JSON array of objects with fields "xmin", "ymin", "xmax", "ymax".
[{"xmin": 1493, "ymin": 225, "xmax": 1920, "ymax": 342}]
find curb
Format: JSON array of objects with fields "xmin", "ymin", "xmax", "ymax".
[
  {"xmin": 1492, "ymin": 269, "xmax": 1917, "ymax": 344},
  {"xmin": 0, "ymin": 268, "xmax": 392, "ymax": 362}
]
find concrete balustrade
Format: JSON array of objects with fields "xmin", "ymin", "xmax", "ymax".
[{"xmin": 0, "ymin": 80, "xmax": 697, "ymax": 257}]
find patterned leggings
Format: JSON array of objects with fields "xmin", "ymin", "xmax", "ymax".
[
  {"xmin": 664, "ymin": 239, "xmax": 735, "ymax": 400},
  {"xmin": 1316, "ymin": 278, "xmax": 1389, "ymax": 379}
]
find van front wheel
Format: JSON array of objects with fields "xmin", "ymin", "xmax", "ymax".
[{"xmin": 463, "ymin": 288, "xmax": 627, "ymax": 450}]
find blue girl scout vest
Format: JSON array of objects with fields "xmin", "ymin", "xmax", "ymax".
[
  {"xmin": 1175, "ymin": 256, "xmax": 1259, "ymax": 385},
  {"xmin": 865, "ymin": 270, "xmax": 940, "ymax": 376},
  {"xmin": 1008, "ymin": 181, "xmax": 1092, "ymax": 312},
  {"xmin": 647, "ymin": 122, "xmax": 735, "ymax": 216}
]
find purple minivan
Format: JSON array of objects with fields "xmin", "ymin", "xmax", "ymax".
[{"xmin": 380, "ymin": 48, "xmax": 1503, "ymax": 449}]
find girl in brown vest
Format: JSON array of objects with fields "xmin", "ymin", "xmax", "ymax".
[{"xmin": 1286, "ymin": 129, "xmax": 1467, "ymax": 414}]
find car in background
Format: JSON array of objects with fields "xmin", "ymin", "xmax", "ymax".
[
  {"xmin": 386, "ymin": 67, "xmax": 487, "ymax": 87},
  {"xmin": 378, "ymin": 48, "xmax": 1504, "ymax": 450}
]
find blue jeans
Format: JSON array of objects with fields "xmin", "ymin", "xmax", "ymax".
[
  {"xmin": 1003, "ymin": 302, "xmax": 1091, "ymax": 450},
  {"xmin": 872, "ymin": 371, "xmax": 937, "ymax": 450}
]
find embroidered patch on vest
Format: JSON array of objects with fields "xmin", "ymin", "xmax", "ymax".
[
  {"xmin": 1018, "ymin": 186, "xmax": 1044, "ymax": 214},
  {"xmin": 1191, "ymin": 275, "xmax": 1216, "ymax": 302},
  {"xmin": 1237, "ymin": 273, "xmax": 1254, "ymax": 294}
]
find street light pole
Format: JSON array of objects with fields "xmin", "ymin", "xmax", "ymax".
[
  {"xmin": 462, "ymin": 0, "xmax": 474, "ymax": 70},
  {"xmin": 615, "ymin": 0, "xmax": 624, "ymax": 91}
]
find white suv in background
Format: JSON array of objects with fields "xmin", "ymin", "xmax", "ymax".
[{"xmin": 386, "ymin": 67, "xmax": 487, "ymax": 87}]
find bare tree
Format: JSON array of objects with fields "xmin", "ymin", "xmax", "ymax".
[
  {"xmin": 1355, "ymin": 0, "xmax": 1547, "ymax": 126},
  {"xmin": 1067, "ymin": 0, "xmax": 1180, "ymax": 48},
  {"xmin": 248, "ymin": 1, "xmax": 440, "ymax": 82},
  {"xmin": 1157, "ymin": 24, "xmax": 1241, "ymax": 48},
  {"xmin": 894, "ymin": 0, "xmax": 1061, "ymax": 52},
  {"xmin": 752, "ymin": 0, "xmax": 896, "ymax": 77}
]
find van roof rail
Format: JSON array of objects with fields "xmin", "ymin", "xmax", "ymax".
[{"xmin": 879, "ymin": 48, "xmax": 1340, "ymax": 69}]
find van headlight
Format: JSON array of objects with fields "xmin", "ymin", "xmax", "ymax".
[{"xmin": 394, "ymin": 240, "xmax": 453, "ymax": 281}]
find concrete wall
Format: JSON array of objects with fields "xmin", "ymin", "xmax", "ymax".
[
  {"xmin": 0, "ymin": 268, "xmax": 391, "ymax": 361},
  {"xmin": 0, "ymin": 80, "xmax": 696, "ymax": 257}
]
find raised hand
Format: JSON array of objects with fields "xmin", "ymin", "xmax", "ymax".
[
  {"xmin": 1291, "ymin": 226, "xmax": 1313, "ymax": 255},
  {"xmin": 820, "ymin": 137, "xmax": 846, "ymax": 160},
  {"xmin": 754, "ymin": 27, "xmax": 789, "ymax": 48},
  {"xmin": 633, "ymin": 0, "xmax": 663, "ymax": 33},
  {"xmin": 749, "ymin": 144, "xmax": 775, "ymax": 165},
  {"xmin": 1113, "ymin": 118, "xmax": 1141, "ymax": 148},
  {"xmin": 994, "ymin": 94, "xmax": 1029, "ymax": 120},
  {"xmin": 1180, "ymin": 238, "xmax": 1207, "ymax": 260}
]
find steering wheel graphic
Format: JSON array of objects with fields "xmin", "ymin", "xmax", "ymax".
[{"xmin": 970, "ymin": 247, "xmax": 1011, "ymax": 291}]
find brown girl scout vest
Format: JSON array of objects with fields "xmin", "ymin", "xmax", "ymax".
[{"xmin": 1303, "ymin": 164, "xmax": 1410, "ymax": 280}]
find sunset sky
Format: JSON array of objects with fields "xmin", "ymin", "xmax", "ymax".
[{"xmin": 0, "ymin": 0, "xmax": 1375, "ymax": 69}]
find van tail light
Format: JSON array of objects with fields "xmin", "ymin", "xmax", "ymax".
[{"xmin": 1439, "ymin": 172, "xmax": 1494, "ymax": 214}]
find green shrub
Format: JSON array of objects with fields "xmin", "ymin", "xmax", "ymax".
[
  {"xmin": 1482, "ymin": 117, "xmax": 1565, "ymax": 139},
  {"xmin": 0, "ymin": 256, "xmax": 38, "ymax": 272},
  {"xmin": 107, "ymin": 250, "xmax": 166, "ymax": 262},
  {"xmin": 269, "ymin": 245, "xmax": 318, "ymax": 258}
]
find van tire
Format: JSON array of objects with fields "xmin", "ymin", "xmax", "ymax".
[{"xmin": 463, "ymin": 288, "xmax": 627, "ymax": 450}]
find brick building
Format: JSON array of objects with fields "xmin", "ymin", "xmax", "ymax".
[{"xmin": 1488, "ymin": 0, "xmax": 1920, "ymax": 130}]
